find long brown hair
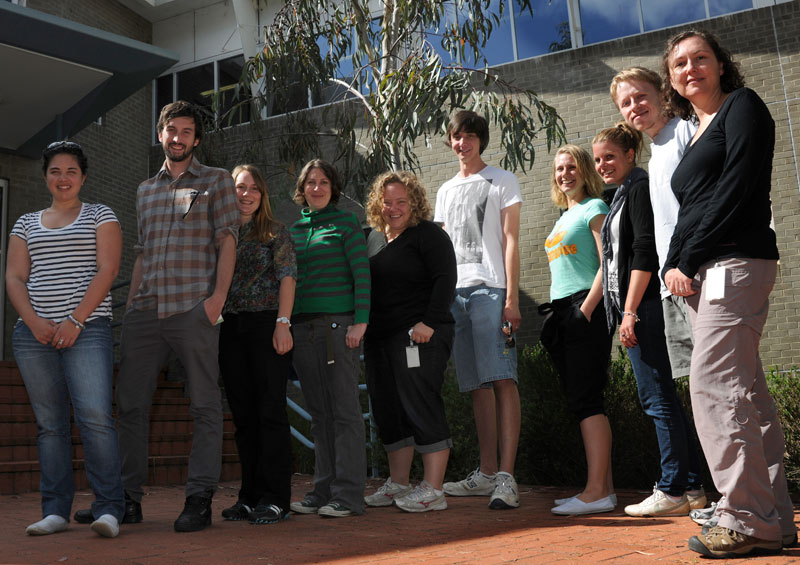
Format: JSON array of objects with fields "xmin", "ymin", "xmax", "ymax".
[{"xmin": 232, "ymin": 164, "xmax": 280, "ymax": 243}]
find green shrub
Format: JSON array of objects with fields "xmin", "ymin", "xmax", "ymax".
[{"xmin": 294, "ymin": 349, "xmax": 800, "ymax": 495}]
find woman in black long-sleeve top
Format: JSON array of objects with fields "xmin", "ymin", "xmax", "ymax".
[
  {"xmin": 661, "ymin": 30, "xmax": 794, "ymax": 558},
  {"xmin": 362, "ymin": 170, "xmax": 457, "ymax": 514}
]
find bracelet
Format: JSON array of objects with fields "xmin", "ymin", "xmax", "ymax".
[
  {"xmin": 623, "ymin": 311, "xmax": 640, "ymax": 323},
  {"xmin": 67, "ymin": 313, "xmax": 86, "ymax": 330},
  {"xmin": 276, "ymin": 316, "xmax": 291, "ymax": 327}
]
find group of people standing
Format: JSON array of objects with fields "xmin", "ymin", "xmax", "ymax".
[
  {"xmin": 542, "ymin": 30, "xmax": 796, "ymax": 558},
  {"xmin": 7, "ymin": 27, "xmax": 795, "ymax": 559}
]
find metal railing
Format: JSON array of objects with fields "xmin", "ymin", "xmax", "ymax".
[
  {"xmin": 111, "ymin": 279, "xmax": 378, "ymax": 478},
  {"xmin": 288, "ymin": 378, "xmax": 379, "ymax": 479}
]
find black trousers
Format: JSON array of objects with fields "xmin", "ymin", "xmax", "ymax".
[{"xmin": 219, "ymin": 311, "xmax": 292, "ymax": 508}]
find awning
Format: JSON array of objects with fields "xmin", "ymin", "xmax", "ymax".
[{"xmin": 0, "ymin": 1, "xmax": 178, "ymax": 157}]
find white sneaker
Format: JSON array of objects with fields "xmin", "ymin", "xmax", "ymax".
[
  {"xmin": 26, "ymin": 515, "xmax": 68, "ymax": 536},
  {"xmin": 624, "ymin": 485, "xmax": 690, "ymax": 517},
  {"xmin": 489, "ymin": 472, "xmax": 519, "ymax": 509},
  {"xmin": 364, "ymin": 478, "xmax": 412, "ymax": 507},
  {"xmin": 395, "ymin": 481, "xmax": 447, "ymax": 513},
  {"xmin": 90, "ymin": 514, "xmax": 120, "ymax": 538},
  {"xmin": 686, "ymin": 487, "xmax": 707, "ymax": 510},
  {"xmin": 442, "ymin": 468, "xmax": 496, "ymax": 496}
]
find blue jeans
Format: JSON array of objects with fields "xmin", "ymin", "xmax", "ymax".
[
  {"xmin": 451, "ymin": 285, "xmax": 518, "ymax": 392},
  {"xmin": 626, "ymin": 298, "xmax": 702, "ymax": 496},
  {"xmin": 13, "ymin": 318, "xmax": 125, "ymax": 521}
]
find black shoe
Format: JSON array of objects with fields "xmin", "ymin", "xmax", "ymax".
[
  {"xmin": 248, "ymin": 504, "xmax": 290, "ymax": 525},
  {"xmin": 73, "ymin": 494, "xmax": 142, "ymax": 525},
  {"xmin": 123, "ymin": 494, "xmax": 143, "ymax": 524},
  {"xmin": 221, "ymin": 501, "xmax": 253, "ymax": 521},
  {"xmin": 174, "ymin": 494, "xmax": 212, "ymax": 532}
]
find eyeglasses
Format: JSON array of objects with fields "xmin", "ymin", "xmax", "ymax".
[{"xmin": 46, "ymin": 141, "xmax": 82, "ymax": 151}]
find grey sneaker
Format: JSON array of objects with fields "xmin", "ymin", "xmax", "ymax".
[
  {"xmin": 691, "ymin": 502, "xmax": 718, "ymax": 526},
  {"xmin": 443, "ymin": 468, "xmax": 496, "ymax": 497},
  {"xmin": 489, "ymin": 472, "xmax": 519, "ymax": 509},
  {"xmin": 290, "ymin": 497, "xmax": 321, "ymax": 514},
  {"xmin": 395, "ymin": 481, "xmax": 447, "ymax": 513},
  {"xmin": 364, "ymin": 478, "xmax": 413, "ymax": 507},
  {"xmin": 318, "ymin": 502, "xmax": 355, "ymax": 518}
]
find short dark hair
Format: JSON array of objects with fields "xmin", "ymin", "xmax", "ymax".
[
  {"xmin": 157, "ymin": 100, "xmax": 204, "ymax": 140},
  {"xmin": 293, "ymin": 159, "xmax": 343, "ymax": 207},
  {"xmin": 446, "ymin": 110, "xmax": 490, "ymax": 154},
  {"xmin": 42, "ymin": 141, "xmax": 88, "ymax": 175},
  {"xmin": 661, "ymin": 29, "xmax": 745, "ymax": 120}
]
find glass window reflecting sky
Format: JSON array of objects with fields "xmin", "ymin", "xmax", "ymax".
[
  {"xmin": 579, "ymin": 0, "xmax": 640, "ymax": 45},
  {"xmin": 515, "ymin": 0, "xmax": 572, "ymax": 59},
  {"xmin": 641, "ymin": 0, "xmax": 705, "ymax": 31}
]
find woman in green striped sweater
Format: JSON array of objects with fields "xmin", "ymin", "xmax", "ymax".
[{"xmin": 288, "ymin": 159, "xmax": 370, "ymax": 518}]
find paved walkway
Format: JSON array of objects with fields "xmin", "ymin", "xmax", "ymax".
[{"xmin": 2, "ymin": 476, "xmax": 798, "ymax": 564}]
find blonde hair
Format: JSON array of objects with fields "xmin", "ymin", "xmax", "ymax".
[
  {"xmin": 592, "ymin": 122, "xmax": 644, "ymax": 165},
  {"xmin": 231, "ymin": 164, "xmax": 280, "ymax": 242},
  {"xmin": 609, "ymin": 66, "xmax": 672, "ymax": 117},
  {"xmin": 550, "ymin": 145, "xmax": 604, "ymax": 209},
  {"xmin": 365, "ymin": 171, "xmax": 432, "ymax": 232}
]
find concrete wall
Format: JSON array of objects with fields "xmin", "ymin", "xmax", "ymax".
[{"xmin": 0, "ymin": 0, "xmax": 153, "ymax": 357}]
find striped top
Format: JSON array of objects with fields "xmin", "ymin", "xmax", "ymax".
[
  {"xmin": 290, "ymin": 205, "xmax": 370, "ymax": 324},
  {"xmin": 10, "ymin": 203, "xmax": 118, "ymax": 321},
  {"xmin": 131, "ymin": 157, "xmax": 240, "ymax": 318}
]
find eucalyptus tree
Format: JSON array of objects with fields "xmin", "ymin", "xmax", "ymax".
[{"xmin": 241, "ymin": 0, "xmax": 566, "ymax": 197}]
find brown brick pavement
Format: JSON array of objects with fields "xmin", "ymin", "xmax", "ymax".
[{"xmin": 2, "ymin": 476, "xmax": 798, "ymax": 564}]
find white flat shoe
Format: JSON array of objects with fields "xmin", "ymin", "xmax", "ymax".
[
  {"xmin": 91, "ymin": 514, "xmax": 120, "ymax": 538},
  {"xmin": 554, "ymin": 493, "xmax": 617, "ymax": 506},
  {"xmin": 26, "ymin": 515, "xmax": 68, "ymax": 535},
  {"xmin": 551, "ymin": 495, "xmax": 616, "ymax": 516}
]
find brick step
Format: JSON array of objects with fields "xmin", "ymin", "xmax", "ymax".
[
  {"xmin": 0, "ymin": 379, "xmax": 188, "ymax": 404},
  {"xmin": 0, "ymin": 453, "xmax": 241, "ymax": 496},
  {"xmin": 0, "ymin": 432, "xmax": 238, "ymax": 462}
]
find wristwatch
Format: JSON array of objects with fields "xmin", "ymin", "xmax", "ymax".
[{"xmin": 276, "ymin": 316, "xmax": 291, "ymax": 327}]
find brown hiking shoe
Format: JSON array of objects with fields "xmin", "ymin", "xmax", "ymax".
[{"xmin": 689, "ymin": 525, "xmax": 782, "ymax": 558}]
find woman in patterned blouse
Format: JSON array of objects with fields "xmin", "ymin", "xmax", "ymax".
[{"xmin": 218, "ymin": 164, "xmax": 297, "ymax": 525}]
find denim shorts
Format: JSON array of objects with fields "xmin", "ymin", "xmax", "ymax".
[
  {"xmin": 661, "ymin": 295, "xmax": 693, "ymax": 379},
  {"xmin": 451, "ymin": 284, "xmax": 518, "ymax": 392}
]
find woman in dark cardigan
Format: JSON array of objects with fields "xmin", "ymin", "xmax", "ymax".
[{"xmin": 591, "ymin": 122, "xmax": 701, "ymax": 519}]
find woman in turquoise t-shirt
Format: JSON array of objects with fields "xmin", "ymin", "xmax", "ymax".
[{"xmin": 540, "ymin": 145, "xmax": 615, "ymax": 516}]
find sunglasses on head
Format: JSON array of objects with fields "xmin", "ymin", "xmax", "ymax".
[{"xmin": 46, "ymin": 141, "xmax": 82, "ymax": 151}]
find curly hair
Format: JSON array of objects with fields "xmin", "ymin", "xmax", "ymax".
[
  {"xmin": 231, "ymin": 164, "xmax": 281, "ymax": 243},
  {"xmin": 293, "ymin": 159, "xmax": 342, "ymax": 207},
  {"xmin": 550, "ymin": 145, "xmax": 604, "ymax": 209},
  {"xmin": 365, "ymin": 170, "xmax": 432, "ymax": 232},
  {"xmin": 592, "ymin": 121, "xmax": 644, "ymax": 165},
  {"xmin": 661, "ymin": 29, "xmax": 745, "ymax": 120}
]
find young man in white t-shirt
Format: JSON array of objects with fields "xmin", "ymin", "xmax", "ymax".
[
  {"xmin": 434, "ymin": 110, "xmax": 522, "ymax": 509},
  {"xmin": 610, "ymin": 67, "xmax": 707, "ymax": 518}
]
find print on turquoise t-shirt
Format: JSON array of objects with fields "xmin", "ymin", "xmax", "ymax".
[{"xmin": 545, "ymin": 197, "xmax": 609, "ymax": 301}]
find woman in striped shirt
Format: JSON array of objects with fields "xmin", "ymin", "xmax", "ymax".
[
  {"xmin": 288, "ymin": 159, "xmax": 370, "ymax": 518},
  {"xmin": 6, "ymin": 141, "xmax": 125, "ymax": 538}
]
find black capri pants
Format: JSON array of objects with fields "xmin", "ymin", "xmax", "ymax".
[
  {"xmin": 539, "ymin": 289, "xmax": 612, "ymax": 421},
  {"xmin": 364, "ymin": 324, "xmax": 454, "ymax": 453}
]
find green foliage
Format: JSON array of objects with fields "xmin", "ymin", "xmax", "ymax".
[
  {"xmin": 366, "ymin": 345, "xmax": 800, "ymax": 495},
  {"xmin": 238, "ymin": 0, "xmax": 566, "ymax": 200}
]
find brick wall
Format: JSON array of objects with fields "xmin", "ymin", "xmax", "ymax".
[
  {"xmin": 195, "ymin": 2, "xmax": 800, "ymax": 368},
  {"xmin": 0, "ymin": 0, "xmax": 153, "ymax": 357}
]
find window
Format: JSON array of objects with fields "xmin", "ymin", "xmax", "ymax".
[
  {"xmin": 154, "ymin": 55, "xmax": 249, "ymax": 140},
  {"xmin": 577, "ymin": 0, "xmax": 766, "ymax": 47}
]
